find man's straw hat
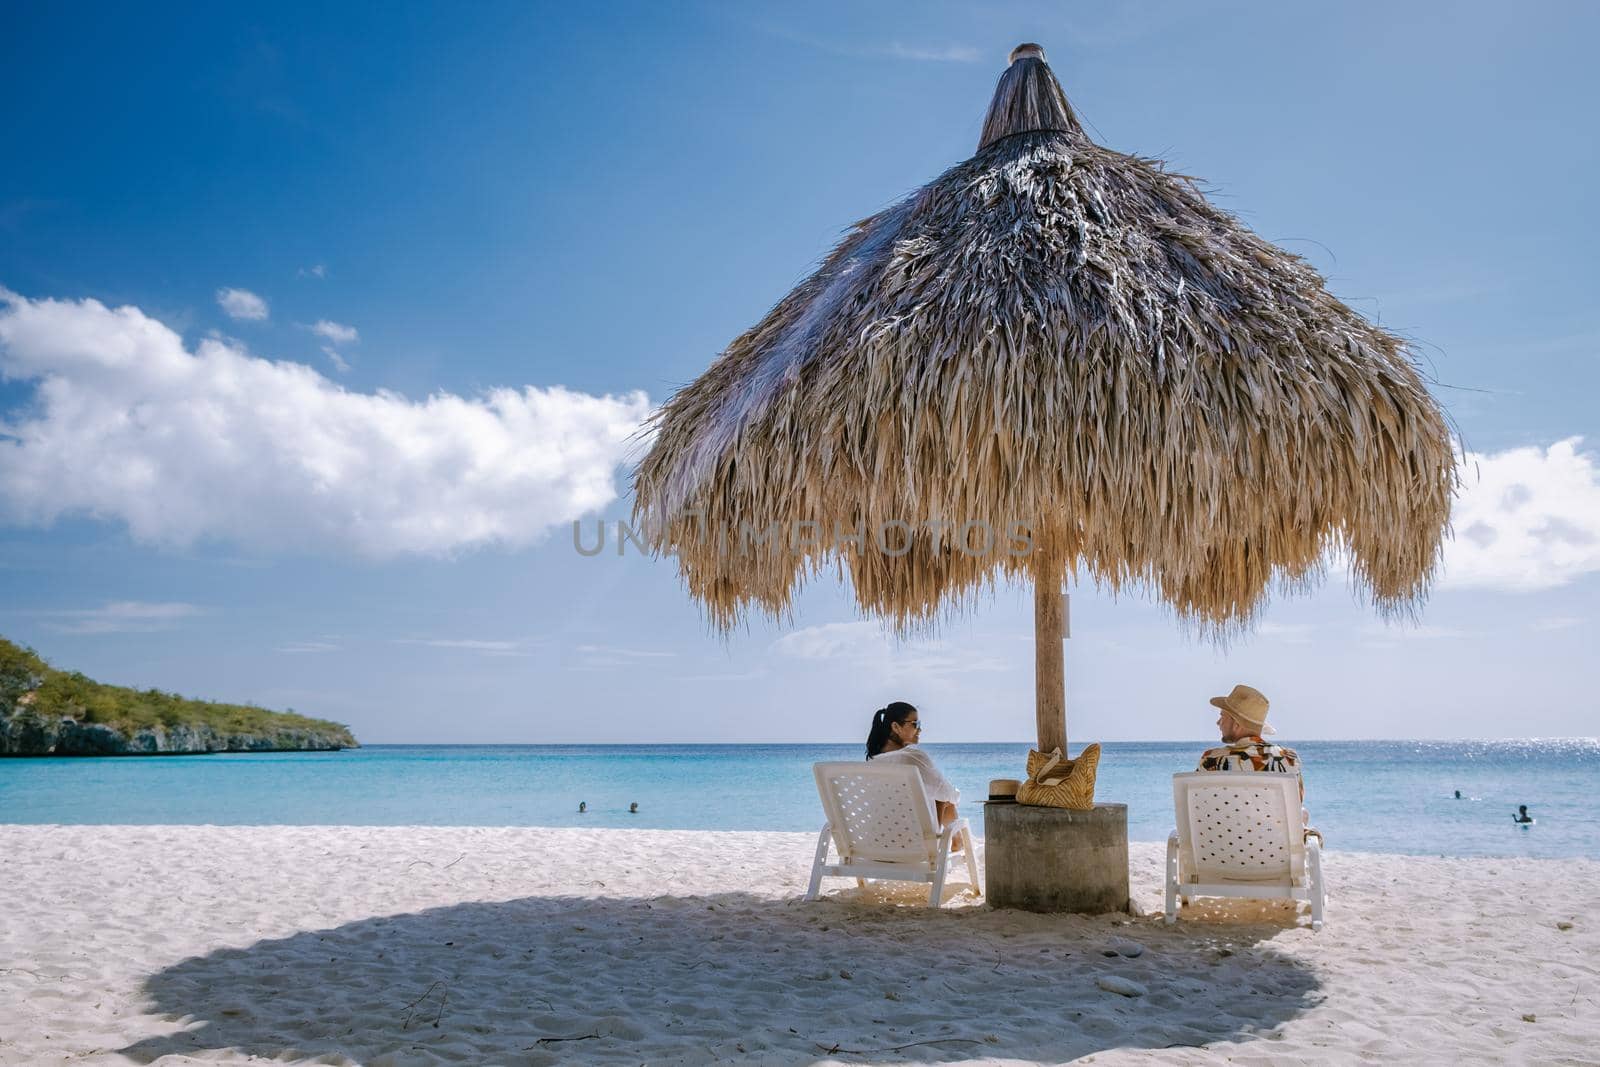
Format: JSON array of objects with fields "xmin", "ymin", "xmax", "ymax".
[{"xmin": 1210, "ymin": 684, "xmax": 1275, "ymax": 735}]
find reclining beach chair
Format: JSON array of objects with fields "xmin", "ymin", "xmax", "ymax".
[
  {"xmin": 806, "ymin": 761, "xmax": 980, "ymax": 907},
  {"xmin": 1165, "ymin": 771, "xmax": 1325, "ymax": 931}
]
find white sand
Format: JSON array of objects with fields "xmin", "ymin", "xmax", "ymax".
[{"xmin": 1, "ymin": 826, "xmax": 1595, "ymax": 1065}]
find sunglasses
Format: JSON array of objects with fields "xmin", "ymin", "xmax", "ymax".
[{"xmin": 902, "ymin": 719, "xmax": 923, "ymax": 729}]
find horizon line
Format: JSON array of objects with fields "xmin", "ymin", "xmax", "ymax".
[{"xmin": 344, "ymin": 736, "xmax": 1600, "ymax": 747}]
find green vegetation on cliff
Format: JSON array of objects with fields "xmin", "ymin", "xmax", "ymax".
[{"xmin": 0, "ymin": 636, "xmax": 356, "ymax": 748}]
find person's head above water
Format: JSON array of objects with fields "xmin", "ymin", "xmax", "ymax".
[
  {"xmin": 1519, "ymin": 805, "xmax": 1528, "ymax": 815},
  {"xmin": 866, "ymin": 701, "xmax": 921, "ymax": 759},
  {"xmin": 578, "ymin": 801, "xmax": 587, "ymax": 813}
]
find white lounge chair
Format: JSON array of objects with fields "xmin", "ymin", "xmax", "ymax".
[
  {"xmin": 806, "ymin": 761, "xmax": 981, "ymax": 907},
  {"xmin": 1165, "ymin": 771, "xmax": 1325, "ymax": 931}
]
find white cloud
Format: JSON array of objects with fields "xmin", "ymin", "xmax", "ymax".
[
  {"xmin": 321, "ymin": 345, "xmax": 350, "ymax": 373},
  {"xmin": 0, "ymin": 289, "xmax": 652, "ymax": 557},
  {"xmin": 574, "ymin": 644, "xmax": 674, "ymax": 658},
  {"xmin": 396, "ymin": 638, "xmax": 527, "ymax": 656},
  {"xmin": 885, "ymin": 43, "xmax": 981, "ymax": 62},
  {"xmin": 761, "ymin": 27, "xmax": 981, "ymax": 64},
  {"xmin": 1443, "ymin": 437, "xmax": 1600, "ymax": 592},
  {"xmin": 1360, "ymin": 623, "xmax": 1467, "ymax": 641},
  {"xmin": 298, "ymin": 264, "xmax": 328, "ymax": 280},
  {"xmin": 1530, "ymin": 616, "xmax": 1584, "ymax": 632},
  {"xmin": 1256, "ymin": 621, "xmax": 1316, "ymax": 644},
  {"xmin": 771, "ymin": 621, "xmax": 880, "ymax": 659},
  {"xmin": 279, "ymin": 640, "xmax": 340, "ymax": 654},
  {"xmin": 673, "ymin": 669, "xmax": 768, "ymax": 682},
  {"xmin": 44, "ymin": 601, "xmax": 204, "ymax": 635},
  {"xmin": 216, "ymin": 287, "xmax": 268, "ymax": 321},
  {"xmin": 310, "ymin": 320, "xmax": 358, "ymax": 345},
  {"xmin": 569, "ymin": 643, "xmax": 676, "ymax": 670},
  {"xmin": 772, "ymin": 621, "xmax": 1007, "ymax": 679}
]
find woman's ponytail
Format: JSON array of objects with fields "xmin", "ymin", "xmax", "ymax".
[{"xmin": 865, "ymin": 701, "xmax": 916, "ymax": 759}]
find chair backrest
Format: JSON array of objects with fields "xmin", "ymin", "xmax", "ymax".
[
  {"xmin": 813, "ymin": 762, "xmax": 940, "ymax": 865},
  {"xmin": 1172, "ymin": 772, "xmax": 1305, "ymax": 885}
]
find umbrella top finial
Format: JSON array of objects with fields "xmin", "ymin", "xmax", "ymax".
[{"xmin": 979, "ymin": 41, "xmax": 1080, "ymax": 150}]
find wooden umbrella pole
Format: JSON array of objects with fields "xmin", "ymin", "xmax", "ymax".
[{"xmin": 1033, "ymin": 543, "xmax": 1067, "ymax": 755}]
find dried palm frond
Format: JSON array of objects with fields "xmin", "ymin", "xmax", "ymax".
[{"xmin": 633, "ymin": 44, "xmax": 1455, "ymax": 641}]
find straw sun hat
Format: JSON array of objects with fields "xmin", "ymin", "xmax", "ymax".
[{"xmin": 1210, "ymin": 684, "xmax": 1275, "ymax": 735}]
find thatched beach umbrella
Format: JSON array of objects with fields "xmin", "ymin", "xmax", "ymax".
[{"xmin": 635, "ymin": 44, "xmax": 1453, "ymax": 754}]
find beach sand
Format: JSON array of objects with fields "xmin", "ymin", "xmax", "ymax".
[{"xmin": 1, "ymin": 826, "xmax": 1595, "ymax": 1065}]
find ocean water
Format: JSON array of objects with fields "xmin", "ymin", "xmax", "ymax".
[{"xmin": 2, "ymin": 740, "xmax": 1595, "ymax": 860}]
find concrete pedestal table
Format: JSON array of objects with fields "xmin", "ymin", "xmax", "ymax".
[{"xmin": 982, "ymin": 801, "xmax": 1129, "ymax": 913}]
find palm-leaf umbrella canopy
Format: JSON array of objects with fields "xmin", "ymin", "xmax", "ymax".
[{"xmin": 634, "ymin": 44, "xmax": 1453, "ymax": 749}]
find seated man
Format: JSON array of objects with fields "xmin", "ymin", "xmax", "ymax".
[{"xmin": 1199, "ymin": 684, "xmax": 1303, "ymax": 799}]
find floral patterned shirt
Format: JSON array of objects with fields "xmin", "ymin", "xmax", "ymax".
[{"xmin": 1198, "ymin": 737, "xmax": 1304, "ymax": 798}]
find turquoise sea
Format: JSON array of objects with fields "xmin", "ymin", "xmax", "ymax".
[{"xmin": 2, "ymin": 740, "xmax": 1595, "ymax": 860}]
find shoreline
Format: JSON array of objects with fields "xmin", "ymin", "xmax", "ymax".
[
  {"xmin": 0, "ymin": 820, "xmax": 1584, "ymax": 865},
  {"xmin": 0, "ymin": 819, "xmax": 1574, "ymax": 854},
  {"xmin": 0, "ymin": 746, "xmax": 355, "ymax": 759},
  {"xmin": 0, "ymin": 825, "xmax": 1574, "ymax": 857},
  {"xmin": 3, "ymin": 824, "xmax": 1594, "ymax": 1064}
]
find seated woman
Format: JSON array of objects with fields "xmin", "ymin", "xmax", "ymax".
[{"xmin": 866, "ymin": 701, "xmax": 963, "ymax": 849}]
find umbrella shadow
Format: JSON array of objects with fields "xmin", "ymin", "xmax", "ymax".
[{"xmin": 119, "ymin": 891, "xmax": 1321, "ymax": 1064}]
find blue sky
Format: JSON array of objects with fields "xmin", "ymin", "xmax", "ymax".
[{"xmin": 2, "ymin": 2, "xmax": 1597, "ymax": 743}]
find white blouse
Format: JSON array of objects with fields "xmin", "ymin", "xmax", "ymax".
[{"xmin": 869, "ymin": 744, "xmax": 961, "ymax": 806}]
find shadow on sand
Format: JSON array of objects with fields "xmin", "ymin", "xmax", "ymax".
[{"xmin": 120, "ymin": 890, "xmax": 1320, "ymax": 1064}]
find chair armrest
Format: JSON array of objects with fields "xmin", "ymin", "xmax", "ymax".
[{"xmin": 1167, "ymin": 829, "xmax": 1179, "ymax": 846}]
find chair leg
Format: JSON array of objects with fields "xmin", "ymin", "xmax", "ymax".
[
  {"xmin": 1164, "ymin": 830, "xmax": 1180, "ymax": 925},
  {"xmin": 960, "ymin": 820, "xmax": 981, "ymax": 896},
  {"xmin": 1307, "ymin": 835, "xmax": 1325, "ymax": 931},
  {"xmin": 929, "ymin": 829, "xmax": 952, "ymax": 907},
  {"xmin": 805, "ymin": 824, "xmax": 831, "ymax": 901}
]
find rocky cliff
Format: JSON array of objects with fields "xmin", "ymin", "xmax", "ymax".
[
  {"xmin": 0, "ymin": 639, "xmax": 357, "ymax": 756},
  {"xmin": 0, "ymin": 702, "xmax": 356, "ymax": 755}
]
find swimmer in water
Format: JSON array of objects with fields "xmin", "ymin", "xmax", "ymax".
[
  {"xmin": 578, "ymin": 801, "xmax": 587, "ymax": 813},
  {"xmin": 1454, "ymin": 790, "xmax": 1461, "ymax": 799},
  {"xmin": 1512, "ymin": 805, "xmax": 1534, "ymax": 824},
  {"xmin": 629, "ymin": 802, "xmax": 638, "ymax": 814}
]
